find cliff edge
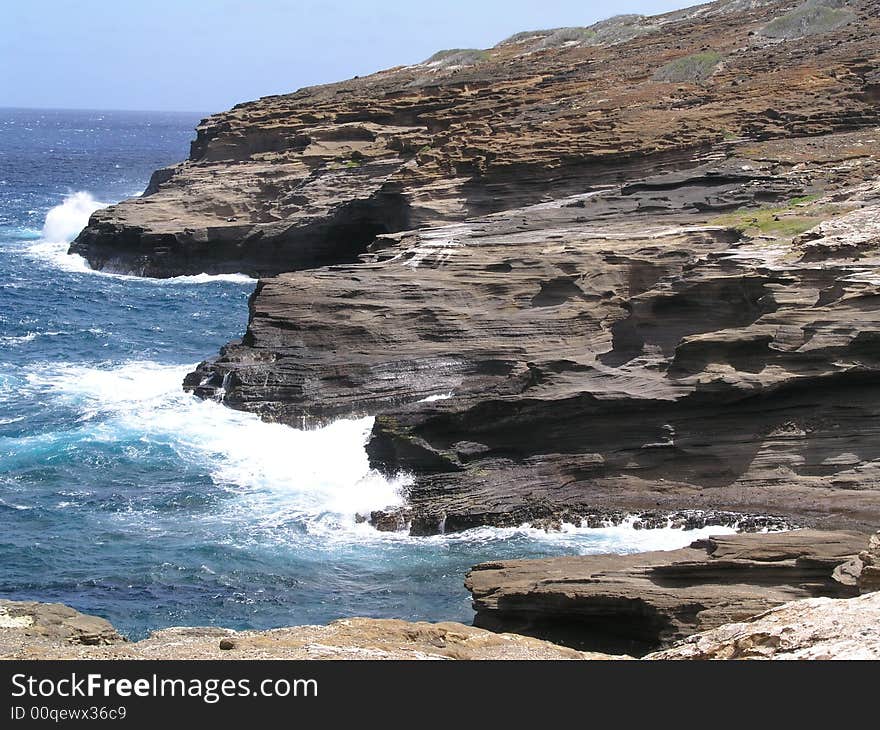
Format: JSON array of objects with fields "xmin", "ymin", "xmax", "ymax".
[{"xmin": 70, "ymin": 0, "xmax": 880, "ymax": 534}]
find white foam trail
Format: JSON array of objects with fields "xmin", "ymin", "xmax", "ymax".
[
  {"xmin": 25, "ymin": 361, "xmax": 408, "ymax": 532},
  {"xmin": 417, "ymin": 392, "xmax": 454, "ymax": 403},
  {"xmin": 0, "ymin": 331, "xmax": 64, "ymax": 346},
  {"xmin": 0, "ymin": 498, "xmax": 31, "ymax": 511},
  {"xmin": 340, "ymin": 516, "xmax": 737, "ymax": 551},
  {"xmin": 0, "ymin": 333, "xmax": 38, "ymax": 345},
  {"xmin": 161, "ymin": 272, "xmax": 256, "ymax": 285},
  {"xmin": 25, "ymin": 192, "xmax": 256, "ymax": 284}
]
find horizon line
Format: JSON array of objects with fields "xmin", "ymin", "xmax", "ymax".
[{"xmin": 0, "ymin": 104, "xmax": 211, "ymax": 116}]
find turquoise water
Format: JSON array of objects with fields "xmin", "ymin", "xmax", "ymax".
[{"xmin": 0, "ymin": 108, "xmax": 731, "ymax": 639}]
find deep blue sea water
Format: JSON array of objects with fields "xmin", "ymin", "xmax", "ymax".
[{"xmin": 0, "ymin": 108, "xmax": 731, "ymax": 639}]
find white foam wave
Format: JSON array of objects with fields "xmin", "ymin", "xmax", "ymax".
[
  {"xmin": 162, "ymin": 272, "xmax": 256, "ymax": 285},
  {"xmin": 25, "ymin": 361, "xmax": 408, "ymax": 532},
  {"xmin": 338, "ymin": 515, "xmax": 737, "ymax": 551},
  {"xmin": 27, "ymin": 239, "xmax": 94, "ymax": 274},
  {"xmin": 18, "ymin": 358, "xmax": 749, "ymax": 551},
  {"xmin": 26, "ymin": 192, "xmax": 256, "ymax": 285},
  {"xmin": 20, "ymin": 191, "xmax": 107, "ymax": 273},
  {"xmin": 40, "ymin": 191, "xmax": 108, "ymax": 244},
  {"xmin": 0, "ymin": 333, "xmax": 38, "ymax": 345},
  {"xmin": 0, "ymin": 331, "xmax": 64, "ymax": 346}
]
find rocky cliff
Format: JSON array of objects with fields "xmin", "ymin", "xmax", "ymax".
[{"xmin": 71, "ymin": 0, "xmax": 880, "ymax": 533}]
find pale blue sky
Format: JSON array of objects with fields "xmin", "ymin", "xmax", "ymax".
[{"xmin": 1, "ymin": 0, "xmax": 695, "ymax": 114}]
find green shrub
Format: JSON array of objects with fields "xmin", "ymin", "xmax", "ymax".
[
  {"xmin": 654, "ymin": 51, "xmax": 723, "ymax": 83},
  {"xmin": 536, "ymin": 27, "xmax": 597, "ymax": 49},
  {"xmin": 341, "ymin": 151, "xmax": 364, "ymax": 168},
  {"xmin": 710, "ymin": 198, "xmax": 835, "ymax": 239},
  {"xmin": 759, "ymin": 0, "xmax": 855, "ymax": 40},
  {"xmin": 497, "ymin": 30, "xmax": 548, "ymax": 46},
  {"xmin": 788, "ymin": 194, "xmax": 821, "ymax": 206},
  {"xmin": 589, "ymin": 14, "xmax": 648, "ymax": 45},
  {"xmin": 497, "ymin": 14, "xmax": 649, "ymax": 50},
  {"xmin": 424, "ymin": 48, "xmax": 489, "ymax": 68}
]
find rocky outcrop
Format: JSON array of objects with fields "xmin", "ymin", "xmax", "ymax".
[
  {"xmin": 0, "ymin": 600, "xmax": 123, "ymax": 648},
  {"xmin": 72, "ymin": 0, "xmax": 880, "ymax": 534},
  {"xmin": 8, "ymin": 584, "xmax": 877, "ymax": 659},
  {"xmin": 832, "ymin": 529, "xmax": 880, "ymax": 592},
  {"xmin": 71, "ymin": 0, "xmax": 879, "ymax": 278},
  {"xmin": 858, "ymin": 531, "xmax": 880, "ymax": 592},
  {"xmin": 464, "ymin": 529, "xmax": 868, "ymax": 655},
  {"xmin": 0, "ymin": 604, "xmax": 611, "ymax": 660},
  {"xmin": 647, "ymin": 590, "xmax": 880, "ymax": 659},
  {"xmin": 189, "ymin": 154, "xmax": 880, "ymax": 535}
]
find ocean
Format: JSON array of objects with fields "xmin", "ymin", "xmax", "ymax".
[{"xmin": 0, "ymin": 108, "xmax": 731, "ymax": 639}]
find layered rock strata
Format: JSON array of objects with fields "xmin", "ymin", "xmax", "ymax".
[
  {"xmin": 72, "ymin": 0, "xmax": 880, "ymax": 277},
  {"xmin": 0, "ymin": 600, "xmax": 122, "ymax": 648},
  {"xmin": 464, "ymin": 529, "xmax": 868, "ymax": 654},
  {"xmin": 70, "ymin": 0, "xmax": 880, "ymax": 533},
  {"xmin": 648, "ymin": 590, "xmax": 880, "ymax": 659},
  {"xmin": 190, "ymin": 155, "xmax": 880, "ymax": 535}
]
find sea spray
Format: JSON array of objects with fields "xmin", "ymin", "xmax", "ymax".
[
  {"xmin": 28, "ymin": 191, "xmax": 255, "ymax": 283},
  {"xmin": 20, "ymin": 361, "xmax": 409, "ymax": 532},
  {"xmin": 10, "ymin": 359, "xmax": 738, "ymax": 547},
  {"xmin": 26, "ymin": 191, "xmax": 108, "ymax": 273},
  {"xmin": 41, "ymin": 191, "xmax": 108, "ymax": 243}
]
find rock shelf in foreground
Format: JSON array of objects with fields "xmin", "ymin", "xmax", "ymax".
[
  {"xmin": 0, "ymin": 605, "xmax": 607, "ymax": 661},
  {"xmin": 4, "ymin": 530, "xmax": 878, "ymax": 660},
  {"xmin": 6, "ymin": 564, "xmax": 880, "ymax": 660},
  {"xmin": 465, "ymin": 529, "xmax": 870, "ymax": 655}
]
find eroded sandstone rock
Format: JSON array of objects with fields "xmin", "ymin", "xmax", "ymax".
[
  {"xmin": 70, "ymin": 0, "xmax": 880, "ymax": 534},
  {"xmin": 6, "ymin": 590, "xmax": 876, "ymax": 660},
  {"xmin": 0, "ymin": 600, "xmax": 123, "ymax": 649},
  {"xmin": 858, "ymin": 532, "xmax": 880, "ymax": 592},
  {"xmin": 464, "ymin": 529, "xmax": 868, "ymax": 655},
  {"xmin": 71, "ymin": 0, "xmax": 880, "ymax": 279},
  {"xmin": 188, "ymin": 170, "xmax": 880, "ymax": 535},
  {"xmin": 647, "ymin": 591, "xmax": 880, "ymax": 659},
  {"xmin": 0, "ymin": 609, "xmax": 613, "ymax": 660}
]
